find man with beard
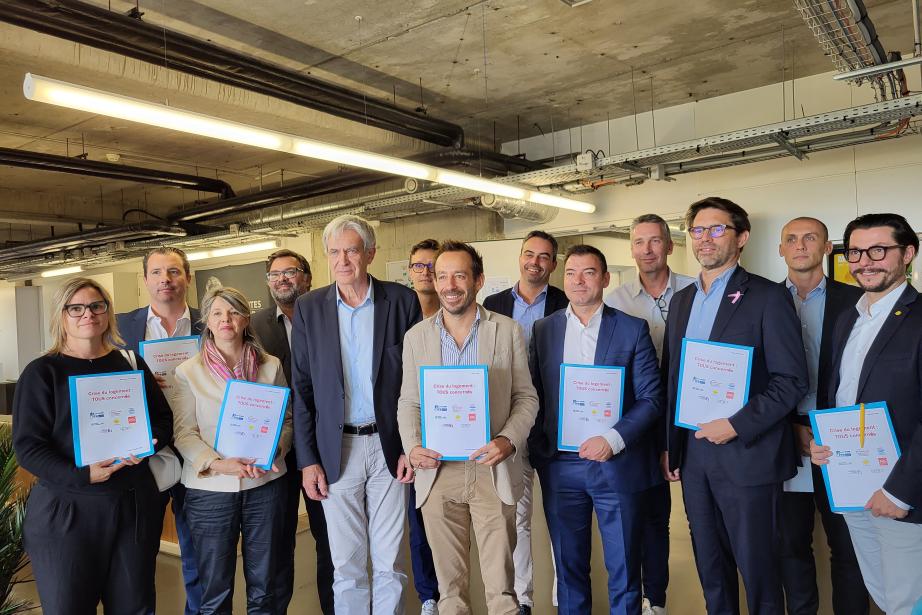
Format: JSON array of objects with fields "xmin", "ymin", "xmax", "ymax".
[
  {"xmin": 776, "ymin": 218, "xmax": 867, "ymax": 615},
  {"xmin": 117, "ymin": 246, "xmax": 203, "ymax": 615},
  {"xmin": 250, "ymin": 249, "xmax": 334, "ymax": 615},
  {"xmin": 604, "ymin": 214, "xmax": 694, "ymax": 615},
  {"xmin": 661, "ymin": 197, "xmax": 807, "ymax": 615},
  {"xmin": 484, "ymin": 230, "xmax": 567, "ymax": 614},
  {"xmin": 811, "ymin": 213, "xmax": 922, "ymax": 614},
  {"xmin": 398, "ymin": 240, "xmax": 538, "ymax": 615}
]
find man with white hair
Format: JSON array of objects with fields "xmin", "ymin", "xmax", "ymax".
[{"xmin": 291, "ymin": 214, "xmax": 421, "ymax": 614}]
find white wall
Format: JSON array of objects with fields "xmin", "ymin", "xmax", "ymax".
[{"xmin": 502, "ymin": 70, "xmax": 922, "ymax": 284}]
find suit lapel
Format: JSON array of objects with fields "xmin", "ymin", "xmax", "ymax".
[
  {"xmin": 546, "ymin": 311, "xmax": 566, "ymax": 369},
  {"xmin": 671, "ymin": 284, "xmax": 694, "ymax": 341},
  {"xmin": 856, "ymin": 286, "xmax": 917, "ymax": 396},
  {"xmin": 709, "ymin": 266, "xmax": 750, "ymax": 340},
  {"xmin": 371, "ymin": 279, "xmax": 389, "ymax": 386},
  {"xmin": 829, "ymin": 307, "xmax": 859, "ymax": 395},
  {"xmin": 593, "ymin": 307, "xmax": 617, "ymax": 365},
  {"xmin": 324, "ymin": 285, "xmax": 345, "ymax": 385},
  {"xmin": 134, "ymin": 308, "xmax": 149, "ymax": 342},
  {"xmin": 477, "ymin": 309, "xmax": 497, "ymax": 365}
]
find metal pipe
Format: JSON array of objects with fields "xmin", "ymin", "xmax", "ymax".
[
  {"xmin": 0, "ymin": 146, "xmax": 235, "ymax": 196},
  {"xmin": 0, "ymin": 221, "xmax": 186, "ymax": 263},
  {"xmin": 832, "ymin": 55, "xmax": 922, "ymax": 80},
  {"xmin": 0, "ymin": 0, "xmax": 464, "ymax": 147}
]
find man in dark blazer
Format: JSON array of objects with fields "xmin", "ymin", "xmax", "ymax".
[
  {"xmin": 776, "ymin": 217, "xmax": 867, "ymax": 615},
  {"xmin": 250, "ymin": 248, "xmax": 334, "ymax": 615},
  {"xmin": 529, "ymin": 244, "xmax": 663, "ymax": 614},
  {"xmin": 291, "ymin": 214, "xmax": 421, "ymax": 614},
  {"xmin": 483, "ymin": 229, "xmax": 567, "ymax": 615},
  {"xmin": 811, "ymin": 213, "xmax": 922, "ymax": 613},
  {"xmin": 662, "ymin": 198, "xmax": 807, "ymax": 615},
  {"xmin": 117, "ymin": 246, "xmax": 203, "ymax": 615}
]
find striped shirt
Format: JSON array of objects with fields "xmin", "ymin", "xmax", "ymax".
[{"xmin": 435, "ymin": 308, "xmax": 481, "ymax": 366}]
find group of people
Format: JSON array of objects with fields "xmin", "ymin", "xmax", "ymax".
[{"xmin": 10, "ymin": 197, "xmax": 922, "ymax": 615}]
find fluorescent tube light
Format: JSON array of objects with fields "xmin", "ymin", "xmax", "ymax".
[
  {"xmin": 41, "ymin": 265, "xmax": 83, "ymax": 278},
  {"xmin": 23, "ymin": 73, "xmax": 595, "ymax": 214},
  {"xmin": 185, "ymin": 241, "xmax": 278, "ymax": 262}
]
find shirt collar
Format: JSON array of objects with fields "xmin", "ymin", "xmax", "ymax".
[
  {"xmin": 511, "ymin": 282, "xmax": 548, "ymax": 305},
  {"xmin": 147, "ymin": 304, "xmax": 191, "ymax": 323},
  {"xmin": 785, "ymin": 276, "xmax": 827, "ymax": 299},
  {"xmin": 695, "ymin": 264, "xmax": 738, "ymax": 295},
  {"xmin": 855, "ymin": 281, "xmax": 906, "ymax": 319},
  {"xmin": 336, "ymin": 276, "xmax": 374, "ymax": 308},
  {"xmin": 434, "ymin": 306, "xmax": 481, "ymax": 332},
  {"xmin": 565, "ymin": 302, "xmax": 604, "ymax": 328},
  {"xmin": 629, "ymin": 269, "xmax": 677, "ymax": 300},
  {"xmin": 275, "ymin": 305, "xmax": 290, "ymax": 322}
]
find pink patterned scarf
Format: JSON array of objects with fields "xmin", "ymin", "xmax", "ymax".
[{"xmin": 202, "ymin": 337, "xmax": 259, "ymax": 382}]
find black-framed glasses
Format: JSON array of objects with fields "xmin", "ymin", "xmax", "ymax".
[
  {"xmin": 844, "ymin": 245, "xmax": 905, "ymax": 263},
  {"xmin": 688, "ymin": 224, "xmax": 737, "ymax": 239},
  {"xmin": 409, "ymin": 262, "xmax": 434, "ymax": 273},
  {"xmin": 64, "ymin": 301, "xmax": 109, "ymax": 318},
  {"xmin": 655, "ymin": 295, "xmax": 669, "ymax": 322},
  {"xmin": 266, "ymin": 268, "xmax": 304, "ymax": 282}
]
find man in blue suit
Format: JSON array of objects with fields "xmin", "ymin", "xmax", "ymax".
[
  {"xmin": 662, "ymin": 197, "xmax": 807, "ymax": 615},
  {"xmin": 117, "ymin": 246, "xmax": 203, "ymax": 615},
  {"xmin": 529, "ymin": 244, "xmax": 663, "ymax": 615}
]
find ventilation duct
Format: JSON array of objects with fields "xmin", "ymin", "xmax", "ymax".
[{"xmin": 478, "ymin": 194, "xmax": 557, "ymax": 224}]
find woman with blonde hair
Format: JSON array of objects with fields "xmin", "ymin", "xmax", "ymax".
[
  {"xmin": 172, "ymin": 286, "xmax": 292, "ymax": 615},
  {"xmin": 12, "ymin": 277, "xmax": 173, "ymax": 615}
]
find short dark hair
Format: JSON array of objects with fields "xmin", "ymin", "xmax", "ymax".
[
  {"xmin": 783, "ymin": 217, "xmax": 829, "ymax": 243},
  {"xmin": 522, "ymin": 230, "xmax": 558, "ymax": 261},
  {"xmin": 266, "ymin": 249, "xmax": 311, "ymax": 275},
  {"xmin": 409, "ymin": 239, "xmax": 440, "ymax": 259},
  {"xmin": 564, "ymin": 244, "xmax": 608, "ymax": 273},
  {"xmin": 631, "ymin": 213, "xmax": 672, "ymax": 242},
  {"xmin": 844, "ymin": 213, "xmax": 919, "ymax": 253},
  {"xmin": 436, "ymin": 240, "xmax": 484, "ymax": 279},
  {"xmin": 143, "ymin": 247, "xmax": 190, "ymax": 277},
  {"xmin": 685, "ymin": 197, "xmax": 752, "ymax": 235}
]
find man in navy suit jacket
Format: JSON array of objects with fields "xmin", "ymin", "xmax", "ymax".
[
  {"xmin": 116, "ymin": 247, "xmax": 203, "ymax": 615},
  {"xmin": 529, "ymin": 244, "xmax": 663, "ymax": 615},
  {"xmin": 291, "ymin": 215, "xmax": 421, "ymax": 613},
  {"xmin": 812, "ymin": 213, "xmax": 922, "ymax": 613},
  {"xmin": 662, "ymin": 198, "xmax": 807, "ymax": 615}
]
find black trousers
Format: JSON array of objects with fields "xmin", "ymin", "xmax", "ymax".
[
  {"xmin": 184, "ymin": 477, "xmax": 285, "ymax": 615},
  {"xmin": 779, "ymin": 463, "xmax": 870, "ymax": 615},
  {"xmin": 682, "ymin": 437, "xmax": 784, "ymax": 615},
  {"xmin": 24, "ymin": 478, "xmax": 161, "ymax": 615},
  {"xmin": 274, "ymin": 456, "xmax": 335, "ymax": 615}
]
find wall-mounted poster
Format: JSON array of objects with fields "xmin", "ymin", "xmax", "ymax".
[
  {"xmin": 194, "ymin": 262, "xmax": 272, "ymax": 312},
  {"xmin": 828, "ymin": 247, "xmax": 859, "ymax": 287}
]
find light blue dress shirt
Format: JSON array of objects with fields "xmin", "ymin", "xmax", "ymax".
[
  {"xmin": 337, "ymin": 279, "xmax": 376, "ymax": 426},
  {"xmin": 436, "ymin": 309, "xmax": 481, "ymax": 366},
  {"xmin": 510, "ymin": 283, "xmax": 548, "ymax": 347},
  {"xmin": 685, "ymin": 265, "xmax": 738, "ymax": 340},
  {"xmin": 786, "ymin": 277, "xmax": 825, "ymax": 415}
]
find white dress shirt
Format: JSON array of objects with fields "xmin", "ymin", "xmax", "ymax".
[
  {"xmin": 835, "ymin": 281, "xmax": 910, "ymax": 510},
  {"xmin": 276, "ymin": 306, "xmax": 293, "ymax": 350},
  {"xmin": 563, "ymin": 303, "xmax": 625, "ymax": 455},
  {"xmin": 145, "ymin": 305, "xmax": 192, "ymax": 340},
  {"xmin": 604, "ymin": 269, "xmax": 694, "ymax": 360}
]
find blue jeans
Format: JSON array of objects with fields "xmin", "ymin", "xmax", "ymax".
[
  {"xmin": 184, "ymin": 477, "xmax": 286, "ymax": 615},
  {"xmin": 408, "ymin": 483, "xmax": 439, "ymax": 603}
]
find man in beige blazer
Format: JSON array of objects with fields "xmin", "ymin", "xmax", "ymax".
[{"xmin": 398, "ymin": 240, "xmax": 539, "ymax": 615}]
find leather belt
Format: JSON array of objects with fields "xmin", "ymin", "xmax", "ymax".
[{"xmin": 343, "ymin": 423, "xmax": 378, "ymax": 435}]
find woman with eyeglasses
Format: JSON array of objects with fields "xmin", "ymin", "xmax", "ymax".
[
  {"xmin": 172, "ymin": 286, "xmax": 292, "ymax": 615},
  {"xmin": 12, "ymin": 277, "xmax": 174, "ymax": 615}
]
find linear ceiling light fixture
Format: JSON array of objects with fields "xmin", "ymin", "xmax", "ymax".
[
  {"xmin": 186, "ymin": 240, "xmax": 279, "ymax": 261},
  {"xmin": 40, "ymin": 265, "xmax": 83, "ymax": 278},
  {"xmin": 832, "ymin": 55, "xmax": 922, "ymax": 81},
  {"xmin": 23, "ymin": 74, "xmax": 595, "ymax": 214}
]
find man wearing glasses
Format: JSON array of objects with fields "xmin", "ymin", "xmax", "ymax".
[
  {"xmin": 250, "ymin": 249, "xmax": 335, "ymax": 615},
  {"xmin": 604, "ymin": 213, "xmax": 693, "ymax": 615},
  {"xmin": 776, "ymin": 219, "xmax": 867, "ymax": 615},
  {"xmin": 810, "ymin": 213, "xmax": 922, "ymax": 613},
  {"xmin": 484, "ymin": 229, "xmax": 568, "ymax": 615},
  {"xmin": 661, "ymin": 197, "xmax": 807, "ymax": 615},
  {"xmin": 406, "ymin": 239, "xmax": 441, "ymax": 614}
]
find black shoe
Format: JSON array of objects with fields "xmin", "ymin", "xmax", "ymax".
[{"xmin": 518, "ymin": 606, "xmax": 532, "ymax": 615}]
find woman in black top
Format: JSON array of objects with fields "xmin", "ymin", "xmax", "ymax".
[{"xmin": 12, "ymin": 277, "xmax": 173, "ymax": 615}]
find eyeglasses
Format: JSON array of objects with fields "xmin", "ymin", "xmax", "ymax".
[
  {"xmin": 409, "ymin": 262, "xmax": 434, "ymax": 273},
  {"xmin": 654, "ymin": 295, "xmax": 669, "ymax": 322},
  {"xmin": 266, "ymin": 268, "xmax": 305, "ymax": 282},
  {"xmin": 64, "ymin": 301, "xmax": 109, "ymax": 318},
  {"xmin": 844, "ymin": 245, "xmax": 905, "ymax": 263},
  {"xmin": 688, "ymin": 224, "xmax": 738, "ymax": 239}
]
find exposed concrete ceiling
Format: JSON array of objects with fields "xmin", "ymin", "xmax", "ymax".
[{"xmin": 0, "ymin": 0, "xmax": 915, "ymax": 246}]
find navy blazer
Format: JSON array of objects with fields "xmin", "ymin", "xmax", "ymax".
[
  {"xmin": 484, "ymin": 284, "xmax": 569, "ymax": 319},
  {"xmin": 663, "ymin": 266, "xmax": 808, "ymax": 486},
  {"xmin": 827, "ymin": 284, "xmax": 922, "ymax": 523},
  {"xmin": 250, "ymin": 305, "xmax": 292, "ymax": 385},
  {"xmin": 290, "ymin": 276, "xmax": 422, "ymax": 483},
  {"xmin": 528, "ymin": 305, "xmax": 664, "ymax": 493},
  {"xmin": 116, "ymin": 305, "xmax": 203, "ymax": 354}
]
